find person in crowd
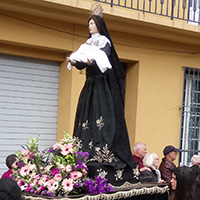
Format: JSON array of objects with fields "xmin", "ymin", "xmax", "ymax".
[
  {"xmin": 159, "ymin": 145, "xmax": 179, "ymax": 185},
  {"xmin": 67, "ymin": 4, "xmax": 139, "ymax": 186},
  {"xmin": 139, "ymin": 153, "xmax": 165, "ymax": 183},
  {"xmin": 1, "ymin": 154, "xmax": 17, "ymax": 179},
  {"xmin": 0, "ymin": 178, "xmax": 24, "ymax": 200},
  {"xmin": 133, "ymin": 142, "xmax": 147, "ymax": 171},
  {"xmin": 191, "ymin": 155, "xmax": 200, "ymax": 166},
  {"xmin": 170, "ymin": 166, "xmax": 197, "ymax": 200},
  {"xmin": 191, "ymin": 155, "xmax": 200, "ymax": 180}
]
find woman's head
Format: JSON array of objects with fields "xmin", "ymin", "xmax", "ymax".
[
  {"xmin": 88, "ymin": 18, "xmax": 99, "ymax": 35},
  {"xmin": 0, "ymin": 178, "xmax": 23, "ymax": 200},
  {"xmin": 143, "ymin": 153, "xmax": 159, "ymax": 169},
  {"xmin": 171, "ymin": 166, "xmax": 197, "ymax": 200},
  {"xmin": 88, "ymin": 15, "xmax": 104, "ymax": 35}
]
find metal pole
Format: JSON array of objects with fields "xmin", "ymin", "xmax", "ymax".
[
  {"xmin": 171, "ymin": 0, "xmax": 175, "ymax": 19},
  {"xmin": 111, "ymin": 0, "xmax": 114, "ymax": 7}
]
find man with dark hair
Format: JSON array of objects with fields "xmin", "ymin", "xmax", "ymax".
[
  {"xmin": 159, "ymin": 145, "xmax": 179, "ymax": 185},
  {"xmin": 1, "ymin": 154, "xmax": 17, "ymax": 179}
]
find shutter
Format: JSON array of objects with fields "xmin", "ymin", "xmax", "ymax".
[{"xmin": 0, "ymin": 54, "xmax": 60, "ymax": 176}]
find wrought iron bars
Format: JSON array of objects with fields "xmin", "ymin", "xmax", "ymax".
[
  {"xmin": 94, "ymin": 0, "xmax": 200, "ymax": 25},
  {"xmin": 180, "ymin": 67, "xmax": 200, "ymax": 166}
]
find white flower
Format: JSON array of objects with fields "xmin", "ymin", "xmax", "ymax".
[
  {"xmin": 58, "ymin": 164, "xmax": 65, "ymax": 171},
  {"xmin": 20, "ymin": 184, "xmax": 28, "ymax": 191},
  {"xmin": 62, "ymin": 178, "xmax": 74, "ymax": 192},
  {"xmin": 47, "ymin": 179, "xmax": 59, "ymax": 193},
  {"xmin": 65, "ymin": 165, "xmax": 72, "ymax": 172},
  {"xmin": 44, "ymin": 165, "xmax": 52, "ymax": 172}
]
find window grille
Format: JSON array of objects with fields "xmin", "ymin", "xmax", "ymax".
[{"xmin": 180, "ymin": 67, "xmax": 200, "ymax": 166}]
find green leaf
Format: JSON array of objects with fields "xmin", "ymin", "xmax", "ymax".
[{"xmin": 63, "ymin": 131, "xmax": 70, "ymax": 140}]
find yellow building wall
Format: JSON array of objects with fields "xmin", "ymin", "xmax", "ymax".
[
  {"xmin": 1, "ymin": 0, "xmax": 200, "ymax": 165},
  {"xmin": 114, "ymin": 32, "xmax": 200, "ymax": 162}
]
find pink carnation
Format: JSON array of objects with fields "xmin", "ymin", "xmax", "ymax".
[
  {"xmin": 70, "ymin": 171, "xmax": 82, "ymax": 180},
  {"xmin": 20, "ymin": 165, "xmax": 30, "ymax": 177},
  {"xmin": 60, "ymin": 144, "xmax": 73, "ymax": 156},
  {"xmin": 21, "ymin": 149, "xmax": 30, "ymax": 156},
  {"xmin": 54, "ymin": 173, "xmax": 62, "ymax": 181},
  {"xmin": 34, "ymin": 175, "xmax": 41, "ymax": 179},
  {"xmin": 38, "ymin": 175, "xmax": 49, "ymax": 186},
  {"xmin": 30, "ymin": 179, "xmax": 38, "ymax": 187}
]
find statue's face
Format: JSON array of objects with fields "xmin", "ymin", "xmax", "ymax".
[{"xmin": 88, "ymin": 19, "xmax": 99, "ymax": 35}]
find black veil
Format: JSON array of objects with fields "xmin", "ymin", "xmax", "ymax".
[
  {"xmin": 88, "ymin": 15, "xmax": 126, "ymax": 106},
  {"xmin": 88, "ymin": 15, "xmax": 138, "ymax": 171}
]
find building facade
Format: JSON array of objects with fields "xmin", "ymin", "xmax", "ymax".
[{"xmin": 0, "ymin": 0, "xmax": 200, "ymax": 175}]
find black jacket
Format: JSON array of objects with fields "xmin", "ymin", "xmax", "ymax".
[{"xmin": 139, "ymin": 168, "xmax": 159, "ymax": 183}]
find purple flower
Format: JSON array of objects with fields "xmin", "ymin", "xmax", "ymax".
[
  {"xmin": 47, "ymin": 192, "xmax": 55, "ymax": 197},
  {"xmin": 30, "ymin": 190, "xmax": 35, "ymax": 194},
  {"xmin": 83, "ymin": 179, "xmax": 98, "ymax": 194},
  {"xmin": 106, "ymin": 186, "xmax": 114, "ymax": 192},
  {"xmin": 97, "ymin": 185, "xmax": 106, "ymax": 193},
  {"xmin": 41, "ymin": 190, "xmax": 47, "ymax": 196},
  {"xmin": 75, "ymin": 152, "xmax": 89, "ymax": 162},
  {"xmin": 83, "ymin": 177, "xmax": 113, "ymax": 194},
  {"xmin": 19, "ymin": 161, "xmax": 24, "ymax": 168},
  {"xmin": 96, "ymin": 176, "xmax": 106, "ymax": 184},
  {"xmin": 77, "ymin": 160, "xmax": 88, "ymax": 170},
  {"xmin": 48, "ymin": 148, "xmax": 55, "ymax": 153},
  {"xmin": 73, "ymin": 182, "xmax": 82, "ymax": 189},
  {"xmin": 72, "ymin": 165, "xmax": 76, "ymax": 171},
  {"xmin": 83, "ymin": 179, "xmax": 93, "ymax": 187}
]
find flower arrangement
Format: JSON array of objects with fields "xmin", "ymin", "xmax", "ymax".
[{"xmin": 12, "ymin": 132, "xmax": 113, "ymax": 197}]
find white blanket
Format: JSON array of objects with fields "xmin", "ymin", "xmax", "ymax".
[{"xmin": 67, "ymin": 44, "xmax": 112, "ymax": 73}]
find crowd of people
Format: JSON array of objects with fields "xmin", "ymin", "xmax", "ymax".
[{"xmin": 132, "ymin": 142, "xmax": 200, "ymax": 200}]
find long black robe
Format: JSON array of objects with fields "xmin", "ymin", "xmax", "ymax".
[{"xmin": 72, "ymin": 32, "xmax": 139, "ymax": 186}]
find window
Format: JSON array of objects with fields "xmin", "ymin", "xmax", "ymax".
[
  {"xmin": 180, "ymin": 67, "xmax": 200, "ymax": 166},
  {"xmin": 188, "ymin": 0, "xmax": 200, "ymax": 25}
]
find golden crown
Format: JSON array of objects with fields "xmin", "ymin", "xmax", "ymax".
[{"xmin": 89, "ymin": 3, "xmax": 103, "ymax": 17}]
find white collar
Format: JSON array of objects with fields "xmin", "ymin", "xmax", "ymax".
[{"xmin": 91, "ymin": 33, "xmax": 100, "ymax": 38}]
